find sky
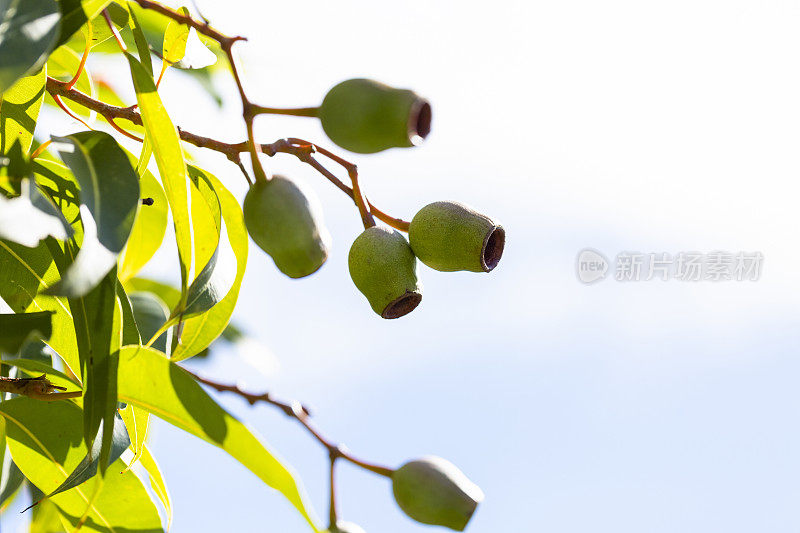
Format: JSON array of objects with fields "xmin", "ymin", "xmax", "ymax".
[{"xmin": 7, "ymin": 0, "xmax": 800, "ymax": 531}]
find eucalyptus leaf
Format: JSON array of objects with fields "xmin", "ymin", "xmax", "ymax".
[
  {"xmin": 0, "ymin": 0, "xmax": 60, "ymax": 92},
  {"xmin": 0, "ymin": 311, "xmax": 52, "ymax": 354},
  {"xmin": 126, "ymin": 52, "xmax": 191, "ymax": 304},
  {"xmin": 47, "ymin": 131, "xmax": 139, "ymax": 297},
  {"xmin": 161, "ymin": 6, "xmax": 190, "ymax": 65},
  {"xmin": 129, "ymin": 291, "xmax": 169, "ymax": 353},
  {"xmin": 1, "ymin": 397, "xmax": 164, "ymax": 531},
  {"xmin": 173, "ymin": 167, "xmax": 247, "ymax": 361},
  {"xmin": 0, "ymin": 67, "xmax": 46, "ymax": 153},
  {"xmin": 0, "ymin": 179, "xmax": 71, "ymax": 247},
  {"xmin": 117, "ymin": 345, "xmax": 321, "ymax": 531},
  {"xmin": 55, "ymin": 0, "xmax": 113, "ymax": 47}
]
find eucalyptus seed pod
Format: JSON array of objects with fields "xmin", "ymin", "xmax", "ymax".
[
  {"xmin": 348, "ymin": 227, "xmax": 421, "ymax": 318},
  {"xmin": 409, "ymin": 201, "xmax": 505, "ymax": 273},
  {"xmin": 392, "ymin": 457, "xmax": 484, "ymax": 531},
  {"xmin": 325, "ymin": 522, "xmax": 366, "ymax": 533},
  {"xmin": 319, "ymin": 78, "xmax": 432, "ymax": 154},
  {"xmin": 243, "ymin": 175, "xmax": 331, "ymax": 278}
]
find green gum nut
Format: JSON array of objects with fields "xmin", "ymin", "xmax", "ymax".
[
  {"xmin": 409, "ymin": 201, "xmax": 505, "ymax": 273},
  {"xmin": 243, "ymin": 175, "xmax": 332, "ymax": 279},
  {"xmin": 324, "ymin": 522, "xmax": 366, "ymax": 533},
  {"xmin": 392, "ymin": 457, "xmax": 484, "ymax": 531},
  {"xmin": 319, "ymin": 78, "xmax": 432, "ymax": 154},
  {"xmin": 348, "ymin": 226, "xmax": 422, "ymax": 319}
]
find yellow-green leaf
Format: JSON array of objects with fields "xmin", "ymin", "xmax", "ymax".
[
  {"xmin": 117, "ymin": 346, "xmax": 320, "ymax": 531},
  {"xmin": 0, "ymin": 68, "xmax": 47, "ymax": 154},
  {"xmin": 126, "ymin": 52, "xmax": 191, "ymax": 304}
]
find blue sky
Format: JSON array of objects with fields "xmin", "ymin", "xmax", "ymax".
[{"xmin": 7, "ymin": 0, "xmax": 800, "ymax": 531}]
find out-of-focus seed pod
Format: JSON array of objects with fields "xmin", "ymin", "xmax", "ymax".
[
  {"xmin": 348, "ymin": 226, "xmax": 421, "ymax": 318},
  {"xmin": 319, "ymin": 78, "xmax": 432, "ymax": 154},
  {"xmin": 324, "ymin": 522, "xmax": 366, "ymax": 533},
  {"xmin": 392, "ymin": 457, "xmax": 484, "ymax": 531},
  {"xmin": 243, "ymin": 175, "xmax": 331, "ymax": 278},
  {"xmin": 409, "ymin": 201, "xmax": 505, "ymax": 273}
]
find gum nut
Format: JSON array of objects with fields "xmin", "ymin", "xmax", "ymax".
[
  {"xmin": 243, "ymin": 175, "xmax": 332, "ymax": 278},
  {"xmin": 319, "ymin": 78, "xmax": 431, "ymax": 154},
  {"xmin": 409, "ymin": 201, "xmax": 505, "ymax": 272},
  {"xmin": 348, "ymin": 226, "xmax": 422, "ymax": 318},
  {"xmin": 392, "ymin": 457, "xmax": 484, "ymax": 531}
]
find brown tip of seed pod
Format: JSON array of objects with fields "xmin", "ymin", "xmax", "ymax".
[
  {"xmin": 382, "ymin": 290, "xmax": 422, "ymax": 319},
  {"xmin": 481, "ymin": 226, "xmax": 505, "ymax": 272}
]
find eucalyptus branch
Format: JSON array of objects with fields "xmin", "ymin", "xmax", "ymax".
[
  {"xmin": 44, "ymin": 77, "xmax": 411, "ymax": 231},
  {"xmin": 183, "ymin": 369, "xmax": 394, "ymax": 478}
]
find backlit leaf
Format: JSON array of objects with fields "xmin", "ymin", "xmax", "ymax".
[
  {"xmin": 117, "ymin": 346, "xmax": 321, "ymax": 531},
  {"xmin": 0, "ymin": 311, "xmax": 52, "ymax": 354},
  {"xmin": 0, "ymin": 67, "xmax": 46, "ymax": 153},
  {"xmin": 0, "ymin": 0, "xmax": 60, "ymax": 92}
]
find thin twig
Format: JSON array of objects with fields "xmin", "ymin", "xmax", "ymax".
[
  {"xmin": 0, "ymin": 375, "xmax": 81, "ymax": 401},
  {"xmin": 44, "ymin": 78, "xmax": 412, "ymax": 231},
  {"xmin": 184, "ymin": 369, "xmax": 394, "ymax": 478}
]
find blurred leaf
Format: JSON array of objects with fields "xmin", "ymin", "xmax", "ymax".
[
  {"xmin": 161, "ymin": 6, "xmax": 189, "ymax": 65},
  {"xmin": 55, "ymin": 0, "xmax": 113, "ymax": 47},
  {"xmin": 28, "ymin": 493, "xmax": 63, "ymax": 533},
  {"xmin": 173, "ymin": 28, "xmax": 215, "ymax": 70},
  {"xmin": 67, "ymin": 268, "xmax": 120, "ymax": 473},
  {"xmin": 0, "ymin": 0, "xmax": 60, "ymax": 92},
  {"xmin": 82, "ymin": 2, "xmax": 128, "ymax": 50},
  {"xmin": 172, "ymin": 167, "xmax": 247, "ymax": 361},
  {"xmin": 0, "ymin": 179, "xmax": 71, "ymax": 247},
  {"xmin": 118, "ymin": 153, "xmax": 167, "ymax": 283},
  {"xmin": 1, "ymin": 398, "xmax": 164, "ymax": 532},
  {"xmin": 126, "ymin": 53, "xmax": 191, "ymax": 305},
  {"xmin": 139, "ymin": 444, "xmax": 171, "ymax": 529},
  {"xmin": 47, "ymin": 131, "xmax": 139, "ymax": 297},
  {"xmin": 117, "ymin": 346, "xmax": 321, "ymax": 531},
  {"xmin": 0, "ymin": 67, "xmax": 46, "ymax": 153},
  {"xmin": 34, "ymin": 414, "xmax": 130, "ymax": 503},
  {"xmin": 0, "ymin": 311, "xmax": 52, "ymax": 353}
]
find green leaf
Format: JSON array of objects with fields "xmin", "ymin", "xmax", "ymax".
[
  {"xmin": 0, "ymin": 178, "xmax": 71, "ymax": 247},
  {"xmin": 129, "ymin": 291, "xmax": 169, "ymax": 353},
  {"xmin": 33, "ymin": 414, "xmax": 130, "ymax": 504},
  {"xmin": 67, "ymin": 268, "xmax": 120, "ymax": 473},
  {"xmin": 123, "ymin": 277, "xmax": 180, "ymax": 309},
  {"xmin": 1, "ymin": 357, "xmax": 78, "ymax": 390},
  {"xmin": 117, "ymin": 346, "xmax": 321, "ymax": 531},
  {"xmin": 0, "ymin": 0, "xmax": 60, "ymax": 92},
  {"xmin": 127, "ymin": 2, "xmax": 152, "ymax": 77},
  {"xmin": 126, "ymin": 52, "xmax": 191, "ymax": 304},
  {"xmin": 0, "ymin": 455, "xmax": 24, "ymax": 508},
  {"xmin": 117, "ymin": 280, "xmax": 140, "ymax": 346},
  {"xmin": 0, "ymin": 67, "xmax": 46, "ymax": 153},
  {"xmin": 0, "ymin": 311, "xmax": 52, "ymax": 353},
  {"xmin": 118, "ymin": 153, "xmax": 167, "ymax": 283},
  {"xmin": 118, "ymin": 402, "xmax": 149, "ymax": 467},
  {"xmin": 47, "ymin": 131, "xmax": 139, "ymax": 297},
  {"xmin": 172, "ymin": 167, "xmax": 247, "ymax": 361},
  {"xmin": 1, "ymin": 397, "xmax": 163, "ymax": 532},
  {"xmin": 139, "ymin": 444, "xmax": 171, "ymax": 529},
  {"xmin": 161, "ymin": 6, "xmax": 189, "ymax": 65},
  {"xmin": 55, "ymin": 0, "xmax": 113, "ymax": 47},
  {"xmin": 0, "ymin": 238, "xmax": 78, "ymax": 374}
]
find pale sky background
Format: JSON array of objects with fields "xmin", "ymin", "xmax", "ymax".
[{"xmin": 7, "ymin": 0, "xmax": 800, "ymax": 531}]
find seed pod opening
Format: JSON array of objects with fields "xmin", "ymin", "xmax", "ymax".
[
  {"xmin": 392, "ymin": 457, "xmax": 484, "ymax": 531},
  {"xmin": 409, "ymin": 201, "xmax": 505, "ymax": 273},
  {"xmin": 348, "ymin": 227, "xmax": 422, "ymax": 318},
  {"xmin": 319, "ymin": 78, "xmax": 432, "ymax": 154},
  {"xmin": 243, "ymin": 175, "xmax": 331, "ymax": 278}
]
